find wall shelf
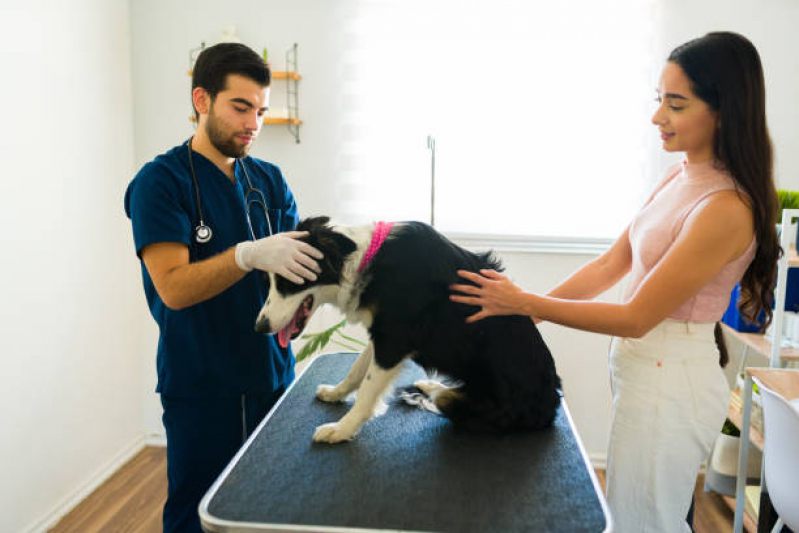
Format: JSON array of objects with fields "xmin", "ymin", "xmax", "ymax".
[
  {"xmin": 721, "ymin": 323, "xmax": 799, "ymax": 363},
  {"xmin": 727, "ymin": 209, "xmax": 799, "ymax": 533},
  {"xmin": 189, "ymin": 116, "xmax": 302, "ymax": 126},
  {"xmin": 263, "ymin": 117, "xmax": 303, "ymax": 125},
  {"xmin": 187, "ymin": 70, "xmax": 301, "ymax": 81},
  {"xmin": 272, "ymin": 71, "xmax": 302, "ymax": 81}
]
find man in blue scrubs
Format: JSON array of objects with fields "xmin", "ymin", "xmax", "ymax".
[{"xmin": 124, "ymin": 43, "xmax": 322, "ymax": 533}]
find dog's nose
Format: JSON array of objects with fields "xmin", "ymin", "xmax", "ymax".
[{"xmin": 254, "ymin": 316, "xmax": 270, "ymax": 334}]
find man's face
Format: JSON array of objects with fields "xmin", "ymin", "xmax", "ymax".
[{"xmin": 204, "ymin": 74, "xmax": 270, "ymax": 158}]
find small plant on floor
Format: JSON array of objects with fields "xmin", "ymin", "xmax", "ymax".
[
  {"xmin": 721, "ymin": 418, "xmax": 741, "ymax": 437},
  {"xmin": 294, "ymin": 319, "xmax": 366, "ymax": 362}
]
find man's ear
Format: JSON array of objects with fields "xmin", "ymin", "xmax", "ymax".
[{"xmin": 192, "ymin": 87, "xmax": 211, "ymax": 116}]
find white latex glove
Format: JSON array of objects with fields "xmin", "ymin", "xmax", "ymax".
[{"xmin": 235, "ymin": 231, "xmax": 323, "ymax": 284}]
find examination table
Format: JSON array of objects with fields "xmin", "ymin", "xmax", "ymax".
[{"xmin": 200, "ymin": 352, "xmax": 612, "ymax": 532}]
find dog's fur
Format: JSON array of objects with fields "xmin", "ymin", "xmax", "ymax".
[{"xmin": 255, "ymin": 217, "xmax": 562, "ymax": 443}]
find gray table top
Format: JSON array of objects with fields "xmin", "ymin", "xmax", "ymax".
[{"xmin": 200, "ymin": 352, "xmax": 612, "ymax": 532}]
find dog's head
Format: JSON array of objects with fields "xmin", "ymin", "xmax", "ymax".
[{"xmin": 254, "ymin": 217, "xmax": 357, "ymax": 348}]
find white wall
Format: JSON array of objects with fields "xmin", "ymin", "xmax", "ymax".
[{"xmin": 0, "ymin": 1, "xmax": 142, "ymax": 532}]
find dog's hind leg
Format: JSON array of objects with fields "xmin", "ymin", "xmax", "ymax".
[
  {"xmin": 316, "ymin": 342, "xmax": 374, "ymax": 403},
  {"xmin": 313, "ymin": 355, "xmax": 402, "ymax": 443}
]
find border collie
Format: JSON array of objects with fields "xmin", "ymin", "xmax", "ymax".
[{"xmin": 254, "ymin": 217, "xmax": 561, "ymax": 443}]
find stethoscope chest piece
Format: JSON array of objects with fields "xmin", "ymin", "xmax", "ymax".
[
  {"xmin": 195, "ymin": 224, "xmax": 213, "ymax": 244},
  {"xmin": 186, "ymin": 136, "xmax": 270, "ymax": 245}
]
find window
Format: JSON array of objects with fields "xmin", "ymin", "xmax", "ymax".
[{"xmin": 335, "ymin": 0, "xmax": 659, "ymax": 240}]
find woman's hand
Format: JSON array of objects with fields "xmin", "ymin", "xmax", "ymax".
[{"xmin": 450, "ymin": 269, "xmax": 530, "ymax": 324}]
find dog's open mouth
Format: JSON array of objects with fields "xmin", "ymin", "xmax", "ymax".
[{"xmin": 278, "ymin": 295, "xmax": 314, "ymax": 349}]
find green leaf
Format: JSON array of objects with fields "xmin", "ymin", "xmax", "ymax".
[
  {"xmin": 721, "ymin": 418, "xmax": 741, "ymax": 437},
  {"xmin": 332, "ymin": 341, "xmax": 362, "ymax": 352},
  {"xmin": 293, "ymin": 319, "xmax": 357, "ymax": 360},
  {"xmin": 337, "ymin": 331, "xmax": 367, "ymax": 347},
  {"xmin": 776, "ymin": 189, "xmax": 799, "ymax": 223}
]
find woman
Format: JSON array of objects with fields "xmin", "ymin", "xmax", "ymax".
[{"xmin": 450, "ymin": 32, "xmax": 779, "ymax": 532}]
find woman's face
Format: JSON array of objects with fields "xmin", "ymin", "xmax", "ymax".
[{"xmin": 652, "ymin": 62, "xmax": 718, "ymax": 163}]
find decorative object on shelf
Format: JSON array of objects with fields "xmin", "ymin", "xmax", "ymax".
[
  {"xmin": 710, "ymin": 426, "xmax": 763, "ymax": 478},
  {"xmin": 723, "ymin": 195, "xmax": 799, "ymax": 333},
  {"xmin": 723, "ymin": 283, "xmax": 765, "ymax": 333},
  {"xmin": 216, "ymin": 26, "xmax": 241, "ymax": 44}
]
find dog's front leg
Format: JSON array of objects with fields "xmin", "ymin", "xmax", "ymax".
[
  {"xmin": 313, "ymin": 357, "xmax": 400, "ymax": 444},
  {"xmin": 316, "ymin": 342, "xmax": 374, "ymax": 403}
]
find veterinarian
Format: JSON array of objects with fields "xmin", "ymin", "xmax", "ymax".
[
  {"xmin": 451, "ymin": 32, "xmax": 778, "ymax": 533},
  {"xmin": 124, "ymin": 43, "xmax": 322, "ymax": 533}
]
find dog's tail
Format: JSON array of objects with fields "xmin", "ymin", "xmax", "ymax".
[
  {"xmin": 400, "ymin": 381, "xmax": 560, "ymax": 432},
  {"xmin": 437, "ymin": 386, "xmax": 561, "ymax": 432}
]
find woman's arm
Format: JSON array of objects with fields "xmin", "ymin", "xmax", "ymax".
[{"xmin": 451, "ymin": 191, "xmax": 754, "ymax": 338}]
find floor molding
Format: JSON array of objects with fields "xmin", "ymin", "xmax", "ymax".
[
  {"xmin": 145, "ymin": 432, "xmax": 167, "ymax": 447},
  {"xmin": 589, "ymin": 452, "xmax": 606, "ymax": 471},
  {"xmin": 23, "ymin": 434, "xmax": 146, "ymax": 533}
]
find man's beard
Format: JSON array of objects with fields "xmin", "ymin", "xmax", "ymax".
[{"xmin": 205, "ymin": 108, "xmax": 252, "ymax": 159}]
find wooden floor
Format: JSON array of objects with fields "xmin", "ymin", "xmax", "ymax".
[
  {"xmin": 593, "ymin": 469, "xmax": 736, "ymax": 533},
  {"xmin": 50, "ymin": 447, "xmax": 167, "ymax": 533},
  {"xmin": 51, "ymin": 446, "xmax": 736, "ymax": 532}
]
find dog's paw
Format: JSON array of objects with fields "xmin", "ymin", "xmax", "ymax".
[
  {"xmin": 316, "ymin": 384, "xmax": 346, "ymax": 403},
  {"xmin": 373, "ymin": 400, "xmax": 389, "ymax": 417},
  {"xmin": 313, "ymin": 422, "xmax": 354, "ymax": 443}
]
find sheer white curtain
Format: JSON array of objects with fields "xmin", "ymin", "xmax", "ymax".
[{"xmin": 333, "ymin": 0, "xmax": 659, "ymax": 240}]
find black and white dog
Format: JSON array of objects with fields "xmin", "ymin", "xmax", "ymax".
[{"xmin": 255, "ymin": 217, "xmax": 561, "ymax": 443}]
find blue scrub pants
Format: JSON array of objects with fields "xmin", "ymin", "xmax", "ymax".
[{"xmin": 161, "ymin": 387, "xmax": 286, "ymax": 533}]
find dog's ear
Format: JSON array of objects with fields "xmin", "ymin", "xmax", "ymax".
[
  {"xmin": 296, "ymin": 216, "xmax": 331, "ymax": 233},
  {"xmin": 312, "ymin": 230, "xmax": 357, "ymax": 264},
  {"xmin": 309, "ymin": 229, "xmax": 357, "ymax": 284},
  {"xmin": 327, "ymin": 231, "xmax": 357, "ymax": 257}
]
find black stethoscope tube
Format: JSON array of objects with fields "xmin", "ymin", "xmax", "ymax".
[{"xmin": 186, "ymin": 137, "xmax": 272, "ymax": 244}]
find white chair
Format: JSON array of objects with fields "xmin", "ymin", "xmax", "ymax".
[{"xmin": 753, "ymin": 377, "xmax": 799, "ymax": 533}]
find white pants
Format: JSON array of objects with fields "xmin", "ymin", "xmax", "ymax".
[{"xmin": 606, "ymin": 319, "xmax": 730, "ymax": 533}]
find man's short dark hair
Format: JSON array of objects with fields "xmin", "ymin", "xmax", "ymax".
[{"xmin": 191, "ymin": 43, "xmax": 271, "ymax": 120}]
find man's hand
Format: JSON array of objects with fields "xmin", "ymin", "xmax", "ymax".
[{"xmin": 235, "ymin": 231, "xmax": 323, "ymax": 284}]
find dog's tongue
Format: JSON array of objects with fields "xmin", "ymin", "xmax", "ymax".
[{"xmin": 278, "ymin": 313, "xmax": 300, "ymax": 349}]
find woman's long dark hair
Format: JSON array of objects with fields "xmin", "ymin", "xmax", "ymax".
[{"xmin": 669, "ymin": 32, "xmax": 780, "ymax": 366}]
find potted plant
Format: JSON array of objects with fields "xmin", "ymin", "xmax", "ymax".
[
  {"xmin": 777, "ymin": 189, "xmax": 799, "ymax": 243},
  {"xmin": 293, "ymin": 318, "xmax": 366, "ymax": 362},
  {"xmin": 709, "ymin": 380, "xmax": 763, "ymax": 481}
]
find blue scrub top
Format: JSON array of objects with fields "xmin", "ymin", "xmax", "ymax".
[{"xmin": 124, "ymin": 140, "xmax": 298, "ymax": 398}]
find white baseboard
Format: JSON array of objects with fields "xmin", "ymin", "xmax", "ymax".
[
  {"xmin": 145, "ymin": 432, "xmax": 167, "ymax": 447},
  {"xmin": 23, "ymin": 434, "xmax": 146, "ymax": 533},
  {"xmin": 589, "ymin": 452, "xmax": 607, "ymax": 471}
]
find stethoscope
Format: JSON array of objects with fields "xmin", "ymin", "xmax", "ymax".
[{"xmin": 186, "ymin": 136, "xmax": 273, "ymax": 244}]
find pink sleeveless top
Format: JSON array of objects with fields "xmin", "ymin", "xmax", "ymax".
[{"xmin": 623, "ymin": 160, "xmax": 757, "ymax": 322}]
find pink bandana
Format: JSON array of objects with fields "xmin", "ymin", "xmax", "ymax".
[{"xmin": 358, "ymin": 221, "xmax": 394, "ymax": 273}]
